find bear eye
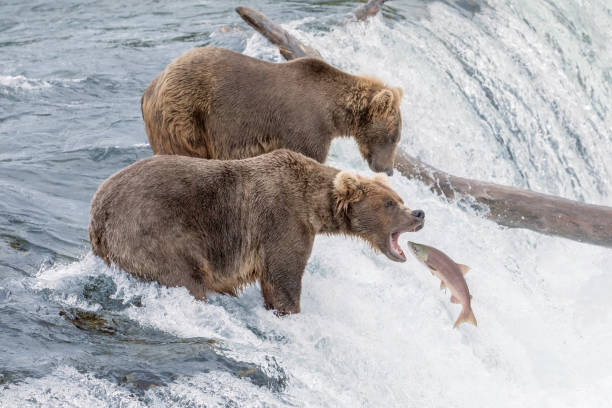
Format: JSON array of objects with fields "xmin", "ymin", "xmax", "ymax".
[{"xmin": 385, "ymin": 200, "xmax": 395, "ymax": 208}]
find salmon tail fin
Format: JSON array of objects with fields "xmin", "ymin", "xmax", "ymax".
[
  {"xmin": 453, "ymin": 307, "xmax": 477, "ymax": 328},
  {"xmin": 458, "ymin": 264, "xmax": 470, "ymax": 275}
]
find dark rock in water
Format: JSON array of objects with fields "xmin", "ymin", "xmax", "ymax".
[
  {"xmin": 59, "ymin": 309, "xmax": 118, "ymax": 335},
  {"xmin": 9, "ymin": 239, "xmax": 27, "ymax": 252},
  {"xmin": 120, "ymin": 370, "xmax": 167, "ymax": 391},
  {"xmin": 2, "ymin": 234, "xmax": 29, "ymax": 252}
]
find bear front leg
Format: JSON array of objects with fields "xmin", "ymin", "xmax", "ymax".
[
  {"xmin": 260, "ymin": 280, "xmax": 275, "ymax": 311},
  {"xmin": 262, "ymin": 248, "xmax": 310, "ymax": 316}
]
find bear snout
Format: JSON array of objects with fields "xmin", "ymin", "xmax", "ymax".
[
  {"xmin": 368, "ymin": 159, "xmax": 393, "ymax": 176},
  {"xmin": 411, "ymin": 209, "xmax": 425, "ymax": 220},
  {"xmin": 407, "ymin": 209, "xmax": 425, "ymax": 232}
]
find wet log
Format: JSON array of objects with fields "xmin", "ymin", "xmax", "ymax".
[
  {"xmin": 236, "ymin": 7, "xmax": 321, "ymax": 60},
  {"xmin": 394, "ymin": 149, "xmax": 612, "ymax": 247},
  {"xmin": 235, "ymin": 6, "xmax": 612, "ymax": 248}
]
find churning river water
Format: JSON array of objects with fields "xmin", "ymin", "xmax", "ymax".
[{"xmin": 1, "ymin": 0, "xmax": 611, "ymax": 406}]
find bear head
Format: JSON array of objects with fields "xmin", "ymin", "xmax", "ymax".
[
  {"xmin": 333, "ymin": 171, "xmax": 424, "ymax": 262},
  {"xmin": 355, "ymin": 87, "xmax": 403, "ymax": 176}
]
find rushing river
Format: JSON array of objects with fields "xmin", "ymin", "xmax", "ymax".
[{"xmin": 1, "ymin": 0, "xmax": 611, "ymax": 406}]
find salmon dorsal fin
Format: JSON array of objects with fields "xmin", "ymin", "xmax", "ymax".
[{"xmin": 458, "ymin": 264, "xmax": 470, "ymax": 276}]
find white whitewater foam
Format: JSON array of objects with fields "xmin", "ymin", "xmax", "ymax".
[
  {"xmin": 0, "ymin": 366, "xmax": 140, "ymax": 408},
  {"xmin": 0, "ymin": 365, "xmax": 289, "ymax": 408},
  {"xmin": 0, "ymin": 74, "xmax": 51, "ymax": 91}
]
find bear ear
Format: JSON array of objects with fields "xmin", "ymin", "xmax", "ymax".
[
  {"xmin": 369, "ymin": 89, "xmax": 395, "ymax": 116},
  {"xmin": 392, "ymin": 87, "xmax": 403, "ymax": 101},
  {"xmin": 333, "ymin": 171, "xmax": 363, "ymax": 215},
  {"xmin": 373, "ymin": 172, "xmax": 389, "ymax": 185}
]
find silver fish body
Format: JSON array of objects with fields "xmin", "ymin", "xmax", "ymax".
[{"xmin": 408, "ymin": 242, "xmax": 477, "ymax": 328}]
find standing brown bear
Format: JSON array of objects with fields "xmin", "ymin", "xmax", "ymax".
[
  {"xmin": 141, "ymin": 47, "xmax": 403, "ymax": 175},
  {"xmin": 89, "ymin": 150, "xmax": 424, "ymax": 315}
]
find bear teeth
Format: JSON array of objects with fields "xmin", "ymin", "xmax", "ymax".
[{"xmin": 389, "ymin": 232, "xmax": 405, "ymax": 259}]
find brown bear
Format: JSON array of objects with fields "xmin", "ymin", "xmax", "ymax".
[
  {"xmin": 89, "ymin": 150, "xmax": 424, "ymax": 315},
  {"xmin": 141, "ymin": 46, "xmax": 403, "ymax": 176}
]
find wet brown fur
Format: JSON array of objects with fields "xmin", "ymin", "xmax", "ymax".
[
  {"xmin": 141, "ymin": 46, "xmax": 403, "ymax": 174},
  {"xmin": 89, "ymin": 150, "xmax": 422, "ymax": 314}
]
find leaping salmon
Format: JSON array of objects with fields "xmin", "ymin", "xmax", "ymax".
[{"xmin": 408, "ymin": 242, "xmax": 477, "ymax": 328}]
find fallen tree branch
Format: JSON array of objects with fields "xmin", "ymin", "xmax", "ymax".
[
  {"xmin": 394, "ymin": 149, "xmax": 612, "ymax": 247},
  {"xmin": 236, "ymin": 7, "xmax": 321, "ymax": 60},
  {"xmin": 235, "ymin": 5, "xmax": 612, "ymax": 248}
]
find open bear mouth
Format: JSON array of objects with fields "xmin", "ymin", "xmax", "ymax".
[
  {"xmin": 388, "ymin": 231, "xmax": 407, "ymax": 262},
  {"xmin": 387, "ymin": 223, "xmax": 423, "ymax": 262}
]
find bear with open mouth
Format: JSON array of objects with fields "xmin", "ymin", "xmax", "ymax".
[{"xmin": 89, "ymin": 149, "xmax": 424, "ymax": 315}]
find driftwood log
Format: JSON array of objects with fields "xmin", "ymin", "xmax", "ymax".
[
  {"xmin": 235, "ymin": 5, "xmax": 612, "ymax": 248},
  {"xmin": 237, "ymin": 6, "xmax": 321, "ymax": 60}
]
